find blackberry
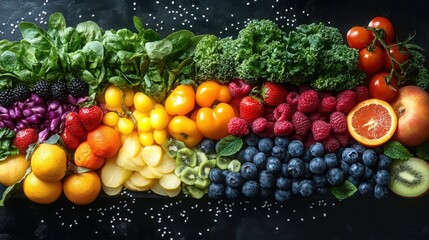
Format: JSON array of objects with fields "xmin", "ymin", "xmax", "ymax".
[
  {"xmin": 68, "ymin": 78, "xmax": 88, "ymax": 98},
  {"xmin": 13, "ymin": 84, "xmax": 32, "ymax": 102},
  {"xmin": 51, "ymin": 81, "xmax": 68, "ymax": 102},
  {"xmin": 0, "ymin": 89, "xmax": 14, "ymax": 107},
  {"xmin": 34, "ymin": 80, "xmax": 52, "ymax": 100}
]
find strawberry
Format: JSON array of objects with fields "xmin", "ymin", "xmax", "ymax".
[
  {"xmin": 64, "ymin": 112, "xmax": 86, "ymax": 138},
  {"xmin": 262, "ymin": 82, "xmax": 288, "ymax": 106},
  {"xmin": 13, "ymin": 128, "xmax": 38, "ymax": 154},
  {"xmin": 239, "ymin": 96, "xmax": 264, "ymax": 122},
  {"xmin": 60, "ymin": 128, "xmax": 80, "ymax": 150},
  {"xmin": 78, "ymin": 105, "xmax": 104, "ymax": 132}
]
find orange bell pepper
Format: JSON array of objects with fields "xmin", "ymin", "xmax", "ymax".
[
  {"xmin": 165, "ymin": 84, "xmax": 195, "ymax": 116},
  {"xmin": 168, "ymin": 116, "xmax": 203, "ymax": 147},
  {"xmin": 196, "ymin": 103, "xmax": 235, "ymax": 140},
  {"xmin": 195, "ymin": 81, "xmax": 232, "ymax": 107}
]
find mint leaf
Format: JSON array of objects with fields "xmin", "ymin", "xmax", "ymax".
[
  {"xmin": 44, "ymin": 134, "xmax": 60, "ymax": 145},
  {"xmin": 216, "ymin": 135, "xmax": 243, "ymax": 157},
  {"xmin": 383, "ymin": 140, "xmax": 412, "ymax": 160},
  {"xmin": 330, "ymin": 180, "xmax": 357, "ymax": 200},
  {"xmin": 416, "ymin": 140, "xmax": 429, "ymax": 161}
]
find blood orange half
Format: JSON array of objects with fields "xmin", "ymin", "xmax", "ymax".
[{"xmin": 347, "ymin": 98, "xmax": 397, "ymax": 147}]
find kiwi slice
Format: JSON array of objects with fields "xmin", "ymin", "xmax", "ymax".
[
  {"xmin": 162, "ymin": 138, "xmax": 186, "ymax": 158},
  {"xmin": 216, "ymin": 155, "xmax": 233, "ymax": 170},
  {"xmin": 174, "ymin": 164, "xmax": 189, "ymax": 177},
  {"xmin": 194, "ymin": 149, "xmax": 209, "ymax": 165},
  {"xmin": 176, "ymin": 148, "xmax": 197, "ymax": 167},
  {"xmin": 195, "ymin": 177, "xmax": 211, "ymax": 189},
  {"xmin": 180, "ymin": 167, "xmax": 198, "ymax": 185},
  {"xmin": 228, "ymin": 159, "xmax": 242, "ymax": 172},
  {"xmin": 389, "ymin": 157, "xmax": 429, "ymax": 198},
  {"xmin": 182, "ymin": 184, "xmax": 205, "ymax": 199},
  {"xmin": 198, "ymin": 159, "xmax": 217, "ymax": 179}
]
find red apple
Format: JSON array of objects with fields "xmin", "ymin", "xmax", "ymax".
[{"xmin": 391, "ymin": 85, "xmax": 429, "ymax": 146}]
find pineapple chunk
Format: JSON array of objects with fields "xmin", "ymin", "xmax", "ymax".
[
  {"xmin": 116, "ymin": 154, "xmax": 143, "ymax": 172},
  {"xmin": 101, "ymin": 157, "xmax": 132, "ymax": 188},
  {"xmin": 128, "ymin": 172, "xmax": 154, "ymax": 189},
  {"xmin": 120, "ymin": 132, "xmax": 141, "ymax": 158},
  {"xmin": 141, "ymin": 145, "xmax": 163, "ymax": 167},
  {"xmin": 155, "ymin": 153, "xmax": 176, "ymax": 174},
  {"xmin": 165, "ymin": 186, "xmax": 181, "ymax": 197},
  {"xmin": 102, "ymin": 183, "xmax": 123, "ymax": 196},
  {"xmin": 150, "ymin": 180, "xmax": 168, "ymax": 196},
  {"xmin": 159, "ymin": 173, "xmax": 181, "ymax": 190}
]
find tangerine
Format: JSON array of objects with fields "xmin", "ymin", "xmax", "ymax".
[
  {"xmin": 30, "ymin": 143, "xmax": 67, "ymax": 182},
  {"xmin": 0, "ymin": 154, "xmax": 29, "ymax": 186},
  {"xmin": 74, "ymin": 141, "xmax": 106, "ymax": 170},
  {"xmin": 63, "ymin": 171, "xmax": 101, "ymax": 205},
  {"xmin": 23, "ymin": 172, "xmax": 62, "ymax": 204},
  {"xmin": 347, "ymin": 98, "xmax": 397, "ymax": 147},
  {"xmin": 87, "ymin": 125, "xmax": 121, "ymax": 158}
]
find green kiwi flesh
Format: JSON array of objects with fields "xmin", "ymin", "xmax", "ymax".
[
  {"xmin": 162, "ymin": 138, "xmax": 186, "ymax": 158},
  {"xmin": 176, "ymin": 148, "xmax": 197, "ymax": 167},
  {"xmin": 389, "ymin": 157, "xmax": 429, "ymax": 198}
]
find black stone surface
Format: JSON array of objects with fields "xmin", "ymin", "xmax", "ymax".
[{"xmin": 1, "ymin": 0, "xmax": 429, "ymax": 239}]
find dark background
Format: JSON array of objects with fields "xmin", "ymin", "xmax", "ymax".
[{"xmin": 1, "ymin": 0, "xmax": 429, "ymax": 239}]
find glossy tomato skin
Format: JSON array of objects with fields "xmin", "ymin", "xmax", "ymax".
[
  {"xmin": 346, "ymin": 26, "xmax": 374, "ymax": 50},
  {"xmin": 369, "ymin": 72, "xmax": 398, "ymax": 102},
  {"xmin": 384, "ymin": 44, "xmax": 410, "ymax": 71},
  {"xmin": 368, "ymin": 17, "xmax": 395, "ymax": 44},
  {"xmin": 359, "ymin": 46, "xmax": 384, "ymax": 75}
]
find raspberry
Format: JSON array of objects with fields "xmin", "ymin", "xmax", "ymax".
[
  {"xmin": 228, "ymin": 117, "xmax": 250, "ymax": 136},
  {"xmin": 304, "ymin": 134, "xmax": 316, "ymax": 148},
  {"xmin": 355, "ymin": 85, "xmax": 370, "ymax": 103},
  {"xmin": 322, "ymin": 136, "xmax": 340, "ymax": 153},
  {"xmin": 263, "ymin": 106, "xmax": 276, "ymax": 122},
  {"xmin": 274, "ymin": 120, "xmax": 294, "ymax": 136},
  {"xmin": 334, "ymin": 132, "xmax": 351, "ymax": 147},
  {"xmin": 273, "ymin": 103, "xmax": 292, "ymax": 121},
  {"xmin": 228, "ymin": 79, "xmax": 251, "ymax": 98},
  {"xmin": 251, "ymin": 117, "xmax": 268, "ymax": 134},
  {"xmin": 291, "ymin": 111, "xmax": 311, "ymax": 136},
  {"xmin": 319, "ymin": 96, "xmax": 337, "ymax": 113},
  {"xmin": 258, "ymin": 121, "xmax": 275, "ymax": 138},
  {"xmin": 309, "ymin": 112, "xmax": 328, "ymax": 123},
  {"xmin": 336, "ymin": 90, "xmax": 356, "ymax": 113},
  {"xmin": 297, "ymin": 89, "xmax": 320, "ymax": 113},
  {"xmin": 286, "ymin": 91, "xmax": 299, "ymax": 110},
  {"xmin": 290, "ymin": 133, "xmax": 305, "ymax": 142},
  {"xmin": 311, "ymin": 120, "xmax": 331, "ymax": 141},
  {"xmin": 329, "ymin": 111, "xmax": 347, "ymax": 134}
]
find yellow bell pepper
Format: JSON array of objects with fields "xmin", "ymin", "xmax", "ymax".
[
  {"xmin": 195, "ymin": 81, "xmax": 232, "ymax": 107},
  {"xmin": 168, "ymin": 116, "xmax": 203, "ymax": 147},
  {"xmin": 196, "ymin": 103, "xmax": 235, "ymax": 140},
  {"xmin": 165, "ymin": 84, "xmax": 195, "ymax": 116}
]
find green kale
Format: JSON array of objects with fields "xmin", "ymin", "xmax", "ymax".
[{"xmin": 401, "ymin": 44, "xmax": 429, "ymax": 90}]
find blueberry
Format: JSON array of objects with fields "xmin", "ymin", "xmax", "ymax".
[
  {"xmin": 378, "ymin": 154, "xmax": 392, "ymax": 170},
  {"xmin": 200, "ymin": 138, "xmax": 216, "ymax": 155},
  {"xmin": 351, "ymin": 142, "xmax": 367, "ymax": 154},
  {"xmin": 243, "ymin": 146, "xmax": 259, "ymax": 162},
  {"xmin": 309, "ymin": 157, "xmax": 327, "ymax": 174},
  {"xmin": 302, "ymin": 149, "xmax": 312, "ymax": 163},
  {"xmin": 209, "ymin": 168, "xmax": 225, "ymax": 183},
  {"xmin": 339, "ymin": 161, "xmax": 350, "ymax": 177},
  {"xmin": 310, "ymin": 142, "xmax": 324, "ymax": 157},
  {"xmin": 222, "ymin": 169, "xmax": 230, "ymax": 177},
  {"xmin": 271, "ymin": 146, "xmax": 286, "ymax": 159},
  {"xmin": 375, "ymin": 170, "xmax": 390, "ymax": 186},
  {"xmin": 287, "ymin": 158, "xmax": 306, "ymax": 178},
  {"xmin": 316, "ymin": 187, "xmax": 329, "ymax": 195},
  {"xmin": 349, "ymin": 162, "xmax": 365, "ymax": 178},
  {"xmin": 208, "ymin": 183, "xmax": 225, "ymax": 199},
  {"xmin": 259, "ymin": 170, "xmax": 276, "ymax": 189},
  {"xmin": 245, "ymin": 133, "xmax": 260, "ymax": 147},
  {"xmin": 276, "ymin": 177, "xmax": 292, "ymax": 190},
  {"xmin": 226, "ymin": 171, "xmax": 244, "ymax": 188},
  {"xmin": 342, "ymin": 147, "xmax": 360, "ymax": 164},
  {"xmin": 363, "ymin": 167, "xmax": 375, "ymax": 180},
  {"xmin": 347, "ymin": 176, "xmax": 361, "ymax": 187},
  {"xmin": 259, "ymin": 188, "xmax": 274, "ymax": 198},
  {"xmin": 225, "ymin": 186, "xmax": 240, "ymax": 199},
  {"xmin": 362, "ymin": 149, "xmax": 378, "ymax": 167},
  {"xmin": 335, "ymin": 147, "xmax": 345, "ymax": 160},
  {"xmin": 326, "ymin": 168, "xmax": 344, "ymax": 186},
  {"xmin": 324, "ymin": 153, "xmax": 338, "ymax": 169},
  {"xmin": 312, "ymin": 174, "xmax": 328, "ymax": 187},
  {"xmin": 281, "ymin": 163, "xmax": 290, "ymax": 178},
  {"xmin": 240, "ymin": 162, "xmax": 259, "ymax": 180},
  {"xmin": 258, "ymin": 137, "xmax": 274, "ymax": 153},
  {"xmin": 236, "ymin": 149, "xmax": 245, "ymax": 163},
  {"xmin": 274, "ymin": 189, "xmax": 293, "ymax": 202},
  {"xmin": 253, "ymin": 152, "xmax": 267, "ymax": 168},
  {"xmin": 242, "ymin": 180, "xmax": 260, "ymax": 198},
  {"xmin": 304, "ymin": 163, "xmax": 312, "ymax": 178},
  {"xmin": 291, "ymin": 180, "xmax": 301, "ymax": 195},
  {"xmin": 374, "ymin": 184, "xmax": 389, "ymax": 199},
  {"xmin": 274, "ymin": 136, "xmax": 290, "ymax": 148},
  {"xmin": 358, "ymin": 182, "xmax": 374, "ymax": 196},
  {"xmin": 299, "ymin": 179, "xmax": 316, "ymax": 197},
  {"xmin": 266, "ymin": 157, "xmax": 282, "ymax": 174},
  {"xmin": 283, "ymin": 152, "xmax": 292, "ymax": 163},
  {"xmin": 288, "ymin": 140, "xmax": 305, "ymax": 157}
]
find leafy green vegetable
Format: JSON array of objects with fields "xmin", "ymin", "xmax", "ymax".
[
  {"xmin": 0, "ymin": 128, "xmax": 19, "ymax": 161},
  {"xmin": 383, "ymin": 140, "xmax": 413, "ymax": 160},
  {"xmin": 401, "ymin": 44, "xmax": 429, "ymax": 90},
  {"xmin": 416, "ymin": 140, "xmax": 429, "ymax": 161},
  {"xmin": 215, "ymin": 135, "xmax": 243, "ymax": 157},
  {"xmin": 330, "ymin": 180, "xmax": 357, "ymax": 200}
]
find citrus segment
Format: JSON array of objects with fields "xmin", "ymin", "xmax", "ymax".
[{"xmin": 347, "ymin": 98, "xmax": 397, "ymax": 147}]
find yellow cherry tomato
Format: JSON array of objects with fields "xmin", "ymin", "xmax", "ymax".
[
  {"xmin": 153, "ymin": 129, "xmax": 168, "ymax": 145},
  {"xmin": 150, "ymin": 108, "xmax": 169, "ymax": 130},
  {"xmin": 139, "ymin": 131, "xmax": 155, "ymax": 146},
  {"xmin": 196, "ymin": 103, "xmax": 236, "ymax": 140},
  {"xmin": 132, "ymin": 110, "xmax": 149, "ymax": 122},
  {"xmin": 165, "ymin": 84, "xmax": 195, "ymax": 116},
  {"xmin": 104, "ymin": 85, "xmax": 124, "ymax": 108},
  {"xmin": 138, "ymin": 117, "xmax": 152, "ymax": 132},
  {"xmin": 134, "ymin": 92, "xmax": 154, "ymax": 113},
  {"xmin": 117, "ymin": 117, "xmax": 135, "ymax": 135},
  {"xmin": 123, "ymin": 88, "xmax": 135, "ymax": 107},
  {"xmin": 195, "ymin": 81, "xmax": 232, "ymax": 107},
  {"xmin": 168, "ymin": 116, "xmax": 203, "ymax": 147},
  {"xmin": 103, "ymin": 112, "xmax": 119, "ymax": 127}
]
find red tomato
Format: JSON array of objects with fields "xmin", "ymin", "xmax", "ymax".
[
  {"xmin": 384, "ymin": 44, "xmax": 410, "ymax": 70},
  {"xmin": 359, "ymin": 46, "xmax": 384, "ymax": 75},
  {"xmin": 346, "ymin": 26, "xmax": 374, "ymax": 50},
  {"xmin": 368, "ymin": 17, "xmax": 395, "ymax": 44},
  {"xmin": 369, "ymin": 72, "xmax": 398, "ymax": 102}
]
